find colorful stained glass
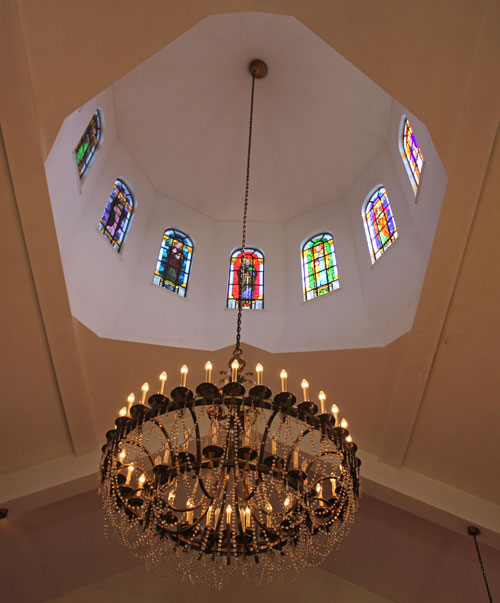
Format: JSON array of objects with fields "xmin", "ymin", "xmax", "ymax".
[
  {"xmin": 227, "ymin": 248, "xmax": 264, "ymax": 309},
  {"xmin": 75, "ymin": 110, "xmax": 101, "ymax": 178},
  {"xmin": 98, "ymin": 179, "xmax": 135, "ymax": 252},
  {"xmin": 301, "ymin": 233, "xmax": 339, "ymax": 301},
  {"xmin": 363, "ymin": 187, "xmax": 398, "ymax": 263},
  {"xmin": 153, "ymin": 229, "xmax": 193, "ymax": 297},
  {"xmin": 403, "ymin": 118, "xmax": 424, "ymax": 188}
]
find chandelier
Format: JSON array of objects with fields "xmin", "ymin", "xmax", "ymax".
[{"xmin": 99, "ymin": 59, "xmax": 360, "ymax": 588}]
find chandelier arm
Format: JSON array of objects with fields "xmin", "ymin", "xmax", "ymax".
[{"xmin": 233, "ymin": 71, "xmax": 256, "ymax": 359}]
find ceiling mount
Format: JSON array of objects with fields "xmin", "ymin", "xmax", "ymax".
[{"xmin": 249, "ymin": 58, "xmax": 267, "ymax": 78}]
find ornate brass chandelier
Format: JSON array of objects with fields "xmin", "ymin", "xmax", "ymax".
[{"xmin": 99, "ymin": 60, "xmax": 360, "ymax": 588}]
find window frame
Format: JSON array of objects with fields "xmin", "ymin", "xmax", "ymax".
[
  {"xmin": 300, "ymin": 232, "xmax": 340, "ymax": 302},
  {"xmin": 226, "ymin": 247, "xmax": 265, "ymax": 310}
]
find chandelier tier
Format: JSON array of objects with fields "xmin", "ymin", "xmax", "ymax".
[{"xmin": 99, "ymin": 59, "xmax": 360, "ymax": 588}]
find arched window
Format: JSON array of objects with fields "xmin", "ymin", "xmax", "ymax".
[
  {"xmin": 75, "ymin": 109, "xmax": 101, "ymax": 179},
  {"xmin": 401, "ymin": 117, "xmax": 424, "ymax": 191},
  {"xmin": 301, "ymin": 233, "xmax": 339, "ymax": 301},
  {"xmin": 98, "ymin": 179, "xmax": 135, "ymax": 252},
  {"xmin": 227, "ymin": 248, "xmax": 264, "ymax": 309},
  {"xmin": 153, "ymin": 229, "xmax": 194, "ymax": 297},
  {"xmin": 363, "ymin": 186, "xmax": 398, "ymax": 263}
]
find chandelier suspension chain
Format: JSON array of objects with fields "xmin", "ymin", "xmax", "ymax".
[
  {"xmin": 234, "ymin": 71, "xmax": 256, "ymax": 358},
  {"xmin": 469, "ymin": 527, "xmax": 493, "ymax": 602}
]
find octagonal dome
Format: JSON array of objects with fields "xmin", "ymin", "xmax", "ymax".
[{"xmin": 44, "ymin": 12, "xmax": 447, "ymax": 353}]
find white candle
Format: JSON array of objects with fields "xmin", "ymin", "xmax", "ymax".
[
  {"xmin": 119, "ymin": 406, "xmax": 127, "ymax": 417},
  {"xmin": 330, "ymin": 478, "xmax": 337, "ymax": 495},
  {"xmin": 186, "ymin": 499, "xmax": 194, "ymax": 523},
  {"xmin": 301, "ymin": 379, "xmax": 309, "ymax": 402},
  {"xmin": 266, "ymin": 502, "xmax": 272, "ymax": 528},
  {"xmin": 226, "ymin": 504, "xmax": 232, "ymax": 525},
  {"xmin": 331, "ymin": 404, "xmax": 339, "ymax": 425},
  {"xmin": 245, "ymin": 507, "xmax": 251, "ymax": 531},
  {"xmin": 271, "ymin": 438, "xmax": 277, "ymax": 456},
  {"xmin": 126, "ymin": 393, "xmax": 135, "ymax": 416},
  {"xmin": 125, "ymin": 464, "xmax": 134, "ymax": 486},
  {"xmin": 256, "ymin": 363, "xmax": 263, "ymax": 385},
  {"xmin": 141, "ymin": 382, "xmax": 149, "ymax": 404},
  {"xmin": 231, "ymin": 359, "xmax": 239, "ymax": 382},
  {"xmin": 205, "ymin": 361, "xmax": 213, "ymax": 383},
  {"xmin": 163, "ymin": 447, "xmax": 170, "ymax": 464},
  {"xmin": 159, "ymin": 371, "xmax": 167, "ymax": 395},
  {"xmin": 206, "ymin": 505, "xmax": 213, "ymax": 526},
  {"xmin": 280, "ymin": 369, "xmax": 287, "ymax": 392},
  {"xmin": 318, "ymin": 391, "xmax": 326, "ymax": 414},
  {"xmin": 340, "ymin": 418, "xmax": 348, "ymax": 429},
  {"xmin": 180, "ymin": 365, "xmax": 188, "ymax": 387}
]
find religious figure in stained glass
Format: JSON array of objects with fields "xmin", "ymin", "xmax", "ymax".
[
  {"xmin": 153, "ymin": 229, "xmax": 194, "ymax": 297},
  {"xmin": 301, "ymin": 234, "xmax": 339, "ymax": 301},
  {"xmin": 75, "ymin": 110, "xmax": 101, "ymax": 179},
  {"xmin": 227, "ymin": 248, "xmax": 264, "ymax": 309},
  {"xmin": 363, "ymin": 186, "xmax": 398, "ymax": 263},
  {"xmin": 98, "ymin": 179, "xmax": 134, "ymax": 252},
  {"xmin": 402, "ymin": 118, "xmax": 424, "ymax": 191}
]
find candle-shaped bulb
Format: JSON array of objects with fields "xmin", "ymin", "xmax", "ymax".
[
  {"xmin": 205, "ymin": 361, "xmax": 213, "ymax": 383},
  {"xmin": 125, "ymin": 464, "xmax": 134, "ymax": 485},
  {"xmin": 231, "ymin": 359, "xmax": 239, "ymax": 382},
  {"xmin": 180, "ymin": 364, "xmax": 188, "ymax": 387},
  {"xmin": 330, "ymin": 477, "xmax": 337, "ymax": 494},
  {"xmin": 301, "ymin": 379, "xmax": 310, "ymax": 402},
  {"xmin": 226, "ymin": 504, "xmax": 232, "ymax": 525},
  {"xmin": 127, "ymin": 393, "xmax": 135, "ymax": 415},
  {"xmin": 265, "ymin": 501, "xmax": 272, "ymax": 527},
  {"xmin": 280, "ymin": 369, "xmax": 288, "ymax": 392},
  {"xmin": 244, "ymin": 506, "xmax": 251, "ymax": 530},
  {"xmin": 118, "ymin": 449, "xmax": 126, "ymax": 461},
  {"xmin": 138, "ymin": 473, "xmax": 146, "ymax": 488},
  {"xmin": 141, "ymin": 382, "xmax": 149, "ymax": 404},
  {"xmin": 168, "ymin": 490, "xmax": 175, "ymax": 504},
  {"xmin": 186, "ymin": 499, "xmax": 194, "ymax": 523},
  {"xmin": 318, "ymin": 390, "xmax": 326, "ymax": 414},
  {"xmin": 256, "ymin": 363, "xmax": 263, "ymax": 385},
  {"xmin": 206, "ymin": 505, "xmax": 213, "ymax": 525},
  {"xmin": 331, "ymin": 403, "xmax": 339, "ymax": 425},
  {"xmin": 119, "ymin": 406, "xmax": 127, "ymax": 417},
  {"xmin": 284, "ymin": 496, "xmax": 291, "ymax": 509},
  {"xmin": 154, "ymin": 455, "xmax": 161, "ymax": 465},
  {"xmin": 159, "ymin": 371, "xmax": 167, "ymax": 395},
  {"xmin": 346, "ymin": 434, "xmax": 353, "ymax": 443},
  {"xmin": 340, "ymin": 418, "xmax": 348, "ymax": 429},
  {"xmin": 271, "ymin": 436, "xmax": 277, "ymax": 456}
]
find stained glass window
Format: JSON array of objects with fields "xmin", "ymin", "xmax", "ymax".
[
  {"xmin": 98, "ymin": 179, "xmax": 135, "ymax": 252},
  {"xmin": 363, "ymin": 186, "xmax": 398, "ymax": 263},
  {"xmin": 153, "ymin": 229, "xmax": 194, "ymax": 297},
  {"xmin": 301, "ymin": 233, "xmax": 339, "ymax": 301},
  {"xmin": 75, "ymin": 110, "xmax": 101, "ymax": 179},
  {"xmin": 227, "ymin": 248, "xmax": 264, "ymax": 310},
  {"xmin": 402, "ymin": 118, "xmax": 424, "ymax": 189}
]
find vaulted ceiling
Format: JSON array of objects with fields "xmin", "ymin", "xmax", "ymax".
[{"xmin": 0, "ymin": 1, "xmax": 499, "ymax": 601}]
